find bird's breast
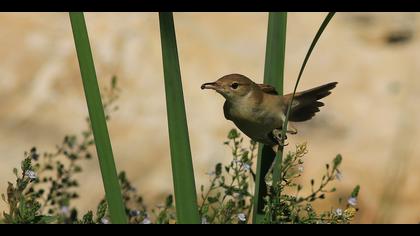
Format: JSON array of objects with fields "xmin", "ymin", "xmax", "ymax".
[{"xmin": 224, "ymin": 100, "xmax": 283, "ymax": 146}]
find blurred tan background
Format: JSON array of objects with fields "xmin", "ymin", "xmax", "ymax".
[{"xmin": 0, "ymin": 12, "xmax": 419, "ymax": 223}]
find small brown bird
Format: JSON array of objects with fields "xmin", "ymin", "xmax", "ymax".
[{"xmin": 201, "ymin": 73, "xmax": 337, "ymax": 147}]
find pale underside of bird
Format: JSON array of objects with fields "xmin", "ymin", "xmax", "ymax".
[{"xmin": 201, "ymin": 73, "xmax": 338, "ymax": 147}]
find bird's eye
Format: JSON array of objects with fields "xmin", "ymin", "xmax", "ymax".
[{"xmin": 231, "ymin": 82, "xmax": 239, "ymax": 89}]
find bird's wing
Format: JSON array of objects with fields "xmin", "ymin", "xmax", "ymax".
[
  {"xmin": 257, "ymin": 84, "xmax": 279, "ymax": 95},
  {"xmin": 282, "ymin": 82, "xmax": 338, "ymax": 122}
]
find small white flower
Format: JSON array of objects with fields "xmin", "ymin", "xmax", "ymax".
[
  {"xmin": 101, "ymin": 218, "xmax": 110, "ymax": 224},
  {"xmin": 237, "ymin": 213, "xmax": 246, "ymax": 222},
  {"xmin": 141, "ymin": 218, "xmax": 151, "ymax": 224},
  {"xmin": 335, "ymin": 208, "xmax": 343, "ymax": 216},
  {"xmin": 25, "ymin": 170, "xmax": 37, "ymax": 180},
  {"xmin": 201, "ymin": 217, "xmax": 209, "ymax": 224},
  {"xmin": 243, "ymin": 163, "xmax": 251, "ymax": 171},
  {"xmin": 298, "ymin": 165, "xmax": 304, "ymax": 173},
  {"xmin": 335, "ymin": 171, "xmax": 343, "ymax": 181},
  {"xmin": 348, "ymin": 197, "xmax": 357, "ymax": 206}
]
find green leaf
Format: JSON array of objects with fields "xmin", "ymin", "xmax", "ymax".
[
  {"xmin": 351, "ymin": 185, "xmax": 360, "ymax": 198},
  {"xmin": 255, "ymin": 12, "xmax": 336, "ymax": 224},
  {"xmin": 165, "ymin": 194, "xmax": 174, "ymax": 208},
  {"xmin": 111, "ymin": 75, "xmax": 117, "ymax": 89},
  {"xmin": 96, "ymin": 200, "xmax": 108, "ymax": 222},
  {"xmin": 279, "ymin": 12, "xmax": 336, "ymax": 168},
  {"xmin": 253, "ymin": 12, "xmax": 287, "ymax": 224},
  {"xmin": 69, "ymin": 12, "xmax": 127, "ymax": 224},
  {"xmin": 333, "ymin": 154, "xmax": 342, "ymax": 169},
  {"xmin": 82, "ymin": 211, "xmax": 94, "ymax": 224},
  {"xmin": 21, "ymin": 158, "xmax": 32, "ymax": 172},
  {"xmin": 38, "ymin": 215, "xmax": 58, "ymax": 224},
  {"xmin": 228, "ymin": 129, "xmax": 240, "ymax": 139},
  {"xmin": 290, "ymin": 12, "xmax": 335, "ymax": 97},
  {"xmin": 207, "ymin": 196, "xmax": 219, "ymax": 204},
  {"xmin": 215, "ymin": 163, "xmax": 222, "ymax": 176},
  {"xmin": 158, "ymin": 12, "xmax": 200, "ymax": 224},
  {"xmin": 3, "ymin": 213, "xmax": 12, "ymax": 223}
]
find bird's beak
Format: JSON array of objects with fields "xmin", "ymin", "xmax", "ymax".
[{"xmin": 201, "ymin": 82, "xmax": 220, "ymax": 90}]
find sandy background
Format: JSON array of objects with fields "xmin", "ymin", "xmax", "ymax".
[{"xmin": 0, "ymin": 12, "xmax": 419, "ymax": 223}]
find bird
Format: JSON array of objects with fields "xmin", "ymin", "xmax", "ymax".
[{"xmin": 201, "ymin": 73, "xmax": 337, "ymax": 148}]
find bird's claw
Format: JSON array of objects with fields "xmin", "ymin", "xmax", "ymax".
[{"xmin": 272, "ymin": 129, "xmax": 288, "ymax": 146}]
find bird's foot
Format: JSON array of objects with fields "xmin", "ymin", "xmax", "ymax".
[{"xmin": 272, "ymin": 129, "xmax": 288, "ymax": 147}]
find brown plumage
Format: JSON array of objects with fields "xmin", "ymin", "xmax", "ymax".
[
  {"xmin": 258, "ymin": 82, "xmax": 338, "ymax": 122},
  {"xmin": 201, "ymin": 73, "xmax": 337, "ymax": 146}
]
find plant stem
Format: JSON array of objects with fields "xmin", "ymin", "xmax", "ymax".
[
  {"xmin": 253, "ymin": 12, "xmax": 287, "ymax": 224},
  {"xmin": 158, "ymin": 12, "xmax": 200, "ymax": 224},
  {"xmin": 69, "ymin": 12, "xmax": 127, "ymax": 224}
]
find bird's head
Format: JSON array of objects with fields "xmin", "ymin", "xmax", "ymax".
[{"xmin": 201, "ymin": 74, "xmax": 256, "ymax": 101}]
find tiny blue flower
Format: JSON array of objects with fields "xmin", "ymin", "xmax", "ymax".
[
  {"xmin": 60, "ymin": 206, "xmax": 69, "ymax": 215},
  {"xmin": 335, "ymin": 171, "xmax": 343, "ymax": 181},
  {"xmin": 141, "ymin": 218, "xmax": 151, "ymax": 224},
  {"xmin": 101, "ymin": 218, "xmax": 110, "ymax": 224},
  {"xmin": 201, "ymin": 217, "xmax": 209, "ymax": 224},
  {"xmin": 348, "ymin": 197, "xmax": 357, "ymax": 206},
  {"xmin": 237, "ymin": 213, "xmax": 246, "ymax": 222},
  {"xmin": 25, "ymin": 170, "xmax": 37, "ymax": 180}
]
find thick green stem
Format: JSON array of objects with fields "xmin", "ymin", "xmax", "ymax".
[
  {"xmin": 158, "ymin": 12, "xmax": 200, "ymax": 224},
  {"xmin": 69, "ymin": 12, "xmax": 127, "ymax": 224},
  {"xmin": 253, "ymin": 12, "xmax": 287, "ymax": 224}
]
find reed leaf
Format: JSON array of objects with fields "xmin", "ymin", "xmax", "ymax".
[
  {"xmin": 69, "ymin": 12, "xmax": 128, "ymax": 224},
  {"xmin": 276, "ymin": 12, "xmax": 336, "ymax": 185},
  {"xmin": 253, "ymin": 12, "xmax": 287, "ymax": 224},
  {"xmin": 158, "ymin": 12, "xmax": 200, "ymax": 224}
]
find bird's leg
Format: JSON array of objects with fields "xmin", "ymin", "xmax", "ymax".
[
  {"xmin": 265, "ymin": 129, "xmax": 288, "ymax": 181},
  {"xmin": 265, "ymin": 126, "xmax": 296, "ymax": 181},
  {"xmin": 265, "ymin": 143, "xmax": 286, "ymax": 182}
]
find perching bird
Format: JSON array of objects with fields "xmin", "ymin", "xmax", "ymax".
[{"xmin": 201, "ymin": 73, "xmax": 337, "ymax": 148}]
